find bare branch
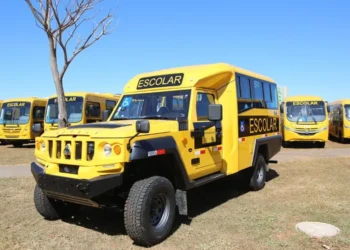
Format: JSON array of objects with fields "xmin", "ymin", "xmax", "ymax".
[{"xmin": 25, "ymin": 0, "xmax": 45, "ymax": 27}]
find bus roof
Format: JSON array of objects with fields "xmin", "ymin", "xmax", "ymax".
[
  {"xmin": 48, "ymin": 92, "xmax": 121, "ymax": 99},
  {"xmin": 124, "ymin": 63, "xmax": 276, "ymax": 93},
  {"xmin": 283, "ymin": 95, "xmax": 325, "ymax": 102},
  {"xmin": 329, "ymin": 99, "xmax": 350, "ymax": 105},
  {"xmin": 3, "ymin": 97, "xmax": 47, "ymax": 103}
]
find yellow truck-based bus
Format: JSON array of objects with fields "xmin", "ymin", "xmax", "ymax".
[
  {"xmin": 31, "ymin": 63, "xmax": 281, "ymax": 246},
  {"xmin": 328, "ymin": 100, "xmax": 350, "ymax": 142},
  {"xmin": 0, "ymin": 97, "xmax": 47, "ymax": 147},
  {"xmin": 280, "ymin": 96, "xmax": 329, "ymax": 147},
  {"xmin": 44, "ymin": 92, "xmax": 120, "ymax": 131}
]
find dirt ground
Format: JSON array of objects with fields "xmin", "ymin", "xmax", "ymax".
[
  {"xmin": 0, "ymin": 143, "xmax": 35, "ymax": 166},
  {"xmin": 1, "ymin": 155, "xmax": 350, "ymax": 249}
]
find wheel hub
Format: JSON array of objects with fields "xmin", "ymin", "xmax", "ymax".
[{"xmin": 150, "ymin": 193, "xmax": 170, "ymax": 230}]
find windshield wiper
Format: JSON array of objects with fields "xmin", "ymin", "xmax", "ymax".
[
  {"xmin": 113, "ymin": 117, "xmax": 130, "ymax": 120},
  {"xmin": 141, "ymin": 116, "xmax": 169, "ymax": 120},
  {"xmin": 309, "ymin": 114, "xmax": 318, "ymax": 124}
]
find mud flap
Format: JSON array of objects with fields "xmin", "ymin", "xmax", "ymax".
[{"xmin": 176, "ymin": 189, "xmax": 187, "ymax": 216}]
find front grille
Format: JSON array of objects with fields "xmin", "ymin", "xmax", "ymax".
[
  {"xmin": 47, "ymin": 139, "xmax": 94, "ymax": 161},
  {"xmin": 5, "ymin": 135, "xmax": 19, "ymax": 138}
]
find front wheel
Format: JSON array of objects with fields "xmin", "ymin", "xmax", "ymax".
[
  {"xmin": 317, "ymin": 142, "xmax": 326, "ymax": 148},
  {"xmin": 34, "ymin": 185, "xmax": 80, "ymax": 220},
  {"xmin": 249, "ymin": 155, "xmax": 267, "ymax": 191},
  {"xmin": 124, "ymin": 176, "xmax": 176, "ymax": 247}
]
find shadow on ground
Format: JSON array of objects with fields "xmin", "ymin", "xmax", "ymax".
[{"xmin": 60, "ymin": 169, "xmax": 279, "ymax": 238}]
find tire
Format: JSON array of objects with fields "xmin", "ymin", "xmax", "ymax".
[
  {"xmin": 34, "ymin": 185, "xmax": 80, "ymax": 220},
  {"xmin": 318, "ymin": 142, "xmax": 326, "ymax": 148},
  {"xmin": 282, "ymin": 140, "xmax": 289, "ymax": 148},
  {"xmin": 339, "ymin": 130, "xmax": 344, "ymax": 143},
  {"xmin": 12, "ymin": 142, "xmax": 23, "ymax": 148},
  {"xmin": 124, "ymin": 176, "xmax": 176, "ymax": 247},
  {"xmin": 249, "ymin": 155, "xmax": 267, "ymax": 191},
  {"xmin": 34, "ymin": 185, "xmax": 60, "ymax": 220}
]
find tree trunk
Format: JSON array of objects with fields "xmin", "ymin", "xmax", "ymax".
[{"xmin": 48, "ymin": 35, "xmax": 67, "ymax": 128}]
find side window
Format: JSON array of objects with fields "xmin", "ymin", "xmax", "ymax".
[
  {"xmin": 86, "ymin": 102, "xmax": 101, "ymax": 117},
  {"xmin": 269, "ymin": 84, "xmax": 278, "ymax": 109},
  {"xmin": 263, "ymin": 83, "xmax": 272, "ymax": 102},
  {"xmin": 239, "ymin": 77, "xmax": 251, "ymax": 99},
  {"xmin": 33, "ymin": 106, "xmax": 45, "ymax": 119},
  {"xmin": 253, "ymin": 80, "xmax": 264, "ymax": 100},
  {"xmin": 196, "ymin": 93, "xmax": 215, "ymax": 121},
  {"xmin": 106, "ymin": 100, "xmax": 117, "ymax": 113}
]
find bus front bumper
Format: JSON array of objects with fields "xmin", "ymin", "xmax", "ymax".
[
  {"xmin": 283, "ymin": 129, "xmax": 328, "ymax": 142},
  {"xmin": 31, "ymin": 162, "xmax": 123, "ymax": 207}
]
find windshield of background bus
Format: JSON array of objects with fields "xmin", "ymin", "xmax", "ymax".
[
  {"xmin": 345, "ymin": 105, "xmax": 350, "ymax": 121},
  {"xmin": 0, "ymin": 102, "xmax": 31, "ymax": 125},
  {"xmin": 45, "ymin": 97, "xmax": 84, "ymax": 124},
  {"xmin": 286, "ymin": 101, "xmax": 326, "ymax": 122},
  {"xmin": 111, "ymin": 90, "xmax": 191, "ymax": 120}
]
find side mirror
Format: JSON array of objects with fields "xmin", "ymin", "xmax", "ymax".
[
  {"xmin": 208, "ymin": 104, "xmax": 222, "ymax": 122},
  {"xmin": 32, "ymin": 123, "xmax": 42, "ymax": 133},
  {"xmin": 102, "ymin": 110, "xmax": 109, "ymax": 121},
  {"xmin": 136, "ymin": 120, "xmax": 150, "ymax": 133},
  {"xmin": 280, "ymin": 103, "xmax": 284, "ymax": 113}
]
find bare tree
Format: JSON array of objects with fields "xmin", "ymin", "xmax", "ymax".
[{"xmin": 25, "ymin": 0, "xmax": 115, "ymax": 128}]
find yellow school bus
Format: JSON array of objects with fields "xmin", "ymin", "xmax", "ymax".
[
  {"xmin": 31, "ymin": 63, "xmax": 281, "ymax": 246},
  {"xmin": 44, "ymin": 92, "xmax": 120, "ymax": 130},
  {"xmin": 0, "ymin": 97, "xmax": 47, "ymax": 147},
  {"xmin": 280, "ymin": 96, "xmax": 329, "ymax": 147},
  {"xmin": 328, "ymin": 100, "xmax": 350, "ymax": 142}
]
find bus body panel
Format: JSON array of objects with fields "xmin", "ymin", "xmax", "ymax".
[
  {"xmin": 281, "ymin": 96, "xmax": 329, "ymax": 143},
  {"xmin": 44, "ymin": 92, "xmax": 120, "ymax": 131},
  {"xmin": 0, "ymin": 97, "xmax": 47, "ymax": 144},
  {"xmin": 329, "ymin": 100, "xmax": 350, "ymax": 140}
]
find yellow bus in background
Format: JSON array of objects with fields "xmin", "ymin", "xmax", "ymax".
[
  {"xmin": 328, "ymin": 100, "xmax": 350, "ymax": 143},
  {"xmin": 280, "ymin": 96, "xmax": 329, "ymax": 148},
  {"xmin": 0, "ymin": 97, "xmax": 47, "ymax": 147},
  {"xmin": 44, "ymin": 92, "xmax": 120, "ymax": 131}
]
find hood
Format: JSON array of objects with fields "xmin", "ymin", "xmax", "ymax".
[{"xmin": 41, "ymin": 120, "xmax": 180, "ymax": 139}]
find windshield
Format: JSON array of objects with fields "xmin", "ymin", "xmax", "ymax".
[
  {"xmin": 345, "ymin": 105, "xmax": 350, "ymax": 121},
  {"xmin": 111, "ymin": 90, "xmax": 191, "ymax": 121},
  {"xmin": 45, "ymin": 97, "xmax": 84, "ymax": 124},
  {"xmin": 286, "ymin": 101, "xmax": 326, "ymax": 123},
  {"xmin": 0, "ymin": 102, "xmax": 31, "ymax": 125}
]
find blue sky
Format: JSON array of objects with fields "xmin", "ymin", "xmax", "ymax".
[{"xmin": 0, "ymin": 0, "xmax": 349, "ymax": 101}]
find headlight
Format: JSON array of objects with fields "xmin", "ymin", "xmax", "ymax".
[
  {"xmin": 41, "ymin": 142, "xmax": 46, "ymax": 151},
  {"xmin": 103, "ymin": 144, "xmax": 112, "ymax": 157},
  {"xmin": 321, "ymin": 127, "xmax": 328, "ymax": 131}
]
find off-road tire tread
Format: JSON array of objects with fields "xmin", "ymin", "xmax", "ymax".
[
  {"xmin": 124, "ymin": 176, "xmax": 174, "ymax": 246},
  {"xmin": 249, "ymin": 155, "xmax": 266, "ymax": 191},
  {"xmin": 34, "ymin": 185, "xmax": 60, "ymax": 220}
]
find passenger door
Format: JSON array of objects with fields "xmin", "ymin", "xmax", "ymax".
[{"xmin": 189, "ymin": 91, "xmax": 222, "ymax": 178}]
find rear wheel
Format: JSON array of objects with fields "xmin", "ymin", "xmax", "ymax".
[
  {"xmin": 124, "ymin": 176, "xmax": 176, "ymax": 247},
  {"xmin": 12, "ymin": 142, "xmax": 23, "ymax": 148},
  {"xmin": 249, "ymin": 155, "xmax": 267, "ymax": 191}
]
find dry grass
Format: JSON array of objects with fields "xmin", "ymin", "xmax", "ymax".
[
  {"xmin": 1, "ymin": 157, "xmax": 350, "ymax": 250},
  {"xmin": 0, "ymin": 144, "xmax": 35, "ymax": 166}
]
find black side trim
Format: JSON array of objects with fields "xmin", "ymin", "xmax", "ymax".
[
  {"xmin": 68, "ymin": 123, "xmax": 130, "ymax": 129},
  {"xmin": 130, "ymin": 137, "xmax": 192, "ymax": 190},
  {"xmin": 31, "ymin": 162, "xmax": 123, "ymax": 199},
  {"xmin": 252, "ymin": 135, "xmax": 282, "ymax": 166}
]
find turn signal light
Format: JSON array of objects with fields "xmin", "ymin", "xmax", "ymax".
[{"xmin": 114, "ymin": 145, "xmax": 122, "ymax": 155}]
